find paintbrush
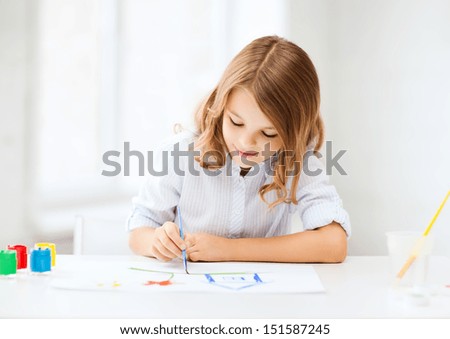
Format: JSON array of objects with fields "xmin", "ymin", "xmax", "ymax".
[
  {"xmin": 177, "ymin": 206, "xmax": 189, "ymax": 274},
  {"xmin": 396, "ymin": 190, "xmax": 450, "ymax": 282}
]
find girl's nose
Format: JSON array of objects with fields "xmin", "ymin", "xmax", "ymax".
[{"xmin": 239, "ymin": 133, "xmax": 256, "ymax": 149}]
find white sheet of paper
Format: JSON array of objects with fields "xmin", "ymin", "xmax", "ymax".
[{"xmin": 50, "ymin": 258, "xmax": 325, "ymax": 294}]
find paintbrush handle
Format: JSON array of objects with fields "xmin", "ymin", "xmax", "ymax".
[
  {"xmin": 177, "ymin": 206, "xmax": 189, "ymax": 274},
  {"xmin": 396, "ymin": 190, "xmax": 449, "ymax": 281},
  {"xmin": 396, "ymin": 236, "xmax": 426, "ymax": 279},
  {"xmin": 423, "ymin": 190, "xmax": 450, "ymax": 236}
]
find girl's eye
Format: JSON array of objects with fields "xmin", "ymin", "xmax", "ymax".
[
  {"xmin": 229, "ymin": 115, "xmax": 277, "ymax": 138},
  {"xmin": 229, "ymin": 117, "xmax": 244, "ymax": 127},
  {"xmin": 262, "ymin": 132, "xmax": 278, "ymax": 138}
]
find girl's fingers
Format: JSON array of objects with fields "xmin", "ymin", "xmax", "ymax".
[
  {"xmin": 152, "ymin": 222, "xmax": 191, "ymax": 262},
  {"xmin": 185, "ymin": 240, "xmax": 197, "ymax": 257},
  {"xmin": 163, "ymin": 222, "xmax": 187, "ymax": 251},
  {"xmin": 184, "ymin": 233, "xmax": 194, "ymax": 248},
  {"xmin": 155, "ymin": 236, "xmax": 181, "ymax": 258},
  {"xmin": 152, "ymin": 245, "xmax": 172, "ymax": 262},
  {"xmin": 187, "ymin": 249, "xmax": 200, "ymax": 262}
]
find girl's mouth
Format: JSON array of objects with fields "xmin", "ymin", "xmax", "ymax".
[
  {"xmin": 236, "ymin": 147, "xmax": 258, "ymax": 158},
  {"xmin": 239, "ymin": 151, "xmax": 258, "ymax": 158}
]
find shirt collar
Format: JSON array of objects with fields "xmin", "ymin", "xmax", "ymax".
[{"xmin": 226, "ymin": 152, "xmax": 278, "ymax": 180}]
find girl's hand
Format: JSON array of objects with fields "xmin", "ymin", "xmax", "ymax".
[
  {"xmin": 185, "ymin": 232, "xmax": 231, "ymax": 262},
  {"xmin": 150, "ymin": 221, "xmax": 186, "ymax": 261}
]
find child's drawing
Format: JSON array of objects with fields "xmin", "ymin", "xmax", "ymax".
[
  {"xmin": 50, "ymin": 263, "xmax": 324, "ymax": 294},
  {"xmin": 204, "ymin": 273, "xmax": 265, "ymax": 291}
]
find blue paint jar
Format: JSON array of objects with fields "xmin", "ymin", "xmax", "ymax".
[{"xmin": 30, "ymin": 248, "xmax": 51, "ymax": 274}]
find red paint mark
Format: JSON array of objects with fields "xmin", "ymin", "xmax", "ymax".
[
  {"xmin": 144, "ymin": 280, "xmax": 172, "ymax": 286},
  {"xmin": 445, "ymin": 285, "xmax": 450, "ymax": 288}
]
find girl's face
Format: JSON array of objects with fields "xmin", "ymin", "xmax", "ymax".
[{"xmin": 222, "ymin": 87, "xmax": 282, "ymax": 169}]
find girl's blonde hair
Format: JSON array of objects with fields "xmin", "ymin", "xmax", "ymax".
[{"xmin": 194, "ymin": 36, "xmax": 324, "ymax": 209}]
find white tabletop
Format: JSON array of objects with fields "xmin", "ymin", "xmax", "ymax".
[{"xmin": 1, "ymin": 255, "xmax": 450, "ymax": 318}]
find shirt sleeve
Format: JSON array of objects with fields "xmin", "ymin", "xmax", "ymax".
[
  {"xmin": 126, "ymin": 134, "xmax": 186, "ymax": 232},
  {"xmin": 292, "ymin": 150, "xmax": 351, "ymax": 238}
]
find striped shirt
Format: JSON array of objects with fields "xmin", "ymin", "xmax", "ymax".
[{"xmin": 127, "ymin": 130, "xmax": 351, "ymax": 238}]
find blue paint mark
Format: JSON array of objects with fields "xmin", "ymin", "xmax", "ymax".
[
  {"xmin": 203, "ymin": 273, "xmax": 266, "ymax": 291},
  {"xmin": 205, "ymin": 274, "xmax": 215, "ymax": 283},
  {"xmin": 253, "ymin": 273, "xmax": 263, "ymax": 283}
]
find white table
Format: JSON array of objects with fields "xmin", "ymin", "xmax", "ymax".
[{"xmin": 1, "ymin": 255, "xmax": 450, "ymax": 318}]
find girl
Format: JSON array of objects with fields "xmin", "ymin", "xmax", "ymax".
[{"xmin": 127, "ymin": 36, "xmax": 350, "ymax": 263}]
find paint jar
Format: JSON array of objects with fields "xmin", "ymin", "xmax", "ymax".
[
  {"xmin": 34, "ymin": 243, "xmax": 56, "ymax": 267},
  {"xmin": 386, "ymin": 231, "xmax": 433, "ymax": 304},
  {"xmin": 7, "ymin": 245, "xmax": 28, "ymax": 270},
  {"xmin": 0, "ymin": 250, "xmax": 17, "ymax": 278},
  {"xmin": 30, "ymin": 248, "xmax": 52, "ymax": 274}
]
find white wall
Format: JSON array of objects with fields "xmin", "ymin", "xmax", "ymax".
[
  {"xmin": 1, "ymin": 0, "xmax": 448, "ymax": 255},
  {"xmin": 0, "ymin": 0, "xmax": 289, "ymax": 250},
  {"xmin": 0, "ymin": 0, "xmax": 28, "ymax": 246},
  {"xmin": 290, "ymin": 0, "xmax": 450, "ymax": 255},
  {"xmin": 118, "ymin": 0, "xmax": 289, "ymax": 190}
]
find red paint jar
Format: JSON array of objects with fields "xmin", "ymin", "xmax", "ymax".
[{"xmin": 7, "ymin": 245, "xmax": 27, "ymax": 269}]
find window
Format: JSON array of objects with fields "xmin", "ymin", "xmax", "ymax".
[{"xmin": 29, "ymin": 0, "xmax": 288, "ymax": 235}]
